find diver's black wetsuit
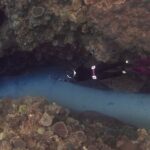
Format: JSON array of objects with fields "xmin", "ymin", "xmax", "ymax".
[
  {"xmin": 95, "ymin": 62, "xmax": 126, "ymax": 79},
  {"xmin": 74, "ymin": 65, "xmax": 91, "ymax": 81},
  {"xmin": 74, "ymin": 61, "xmax": 127, "ymax": 81}
]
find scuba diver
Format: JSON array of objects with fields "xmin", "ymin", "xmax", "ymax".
[
  {"xmin": 67, "ymin": 60, "xmax": 129, "ymax": 81},
  {"xmin": 66, "ymin": 57, "xmax": 150, "ymax": 82}
]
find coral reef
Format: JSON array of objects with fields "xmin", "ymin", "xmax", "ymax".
[
  {"xmin": 0, "ymin": 0, "xmax": 149, "ymax": 63},
  {"xmin": 87, "ymin": 0, "xmax": 150, "ymax": 61},
  {"xmin": 1, "ymin": 96, "xmax": 150, "ymax": 150}
]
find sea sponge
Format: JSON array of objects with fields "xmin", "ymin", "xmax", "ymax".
[
  {"xmin": 31, "ymin": 6, "xmax": 45, "ymax": 18},
  {"xmin": 95, "ymin": 0, "xmax": 126, "ymax": 11}
]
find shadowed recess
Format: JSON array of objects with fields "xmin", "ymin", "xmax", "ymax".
[{"xmin": 0, "ymin": 9, "xmax": 6, "ymax": 26}]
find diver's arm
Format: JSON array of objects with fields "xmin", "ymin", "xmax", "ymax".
[{"xmin": 96, "ymin": 70, "xmax": 126, "ymax": 80}]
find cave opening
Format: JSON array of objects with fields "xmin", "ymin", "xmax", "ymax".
[{"xmin": 0, "ymin": 43, "xmax": 92, "ymax": 76}]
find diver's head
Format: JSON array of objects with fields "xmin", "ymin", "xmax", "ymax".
[
  {"xmin": 66, "ymin": 69, "xmax": 77, "ymax": 80},
  {"xmin": 66, "ymin": 66, "xmax": 91, "ymax": 81}
]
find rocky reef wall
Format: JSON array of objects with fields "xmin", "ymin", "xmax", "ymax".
[{"xmin": 0, "ymin": 0, "xmax": 149, "ymax": 64}]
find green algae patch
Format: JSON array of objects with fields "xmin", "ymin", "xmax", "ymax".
[{"xmin": 18, "ymin": 104, "xmax": 27, "ymax": 114}]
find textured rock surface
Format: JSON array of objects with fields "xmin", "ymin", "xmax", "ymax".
[
  {"xmin": 0, "ymin": 0, "xmax": 149, "ymax": 62},
  {"xmin": 1, "ymin": 96, "xmax": 150, "ymax": 150}
]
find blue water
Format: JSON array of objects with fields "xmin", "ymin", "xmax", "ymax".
[{"xmin": 0, "ymin": 66, "xmax": 150, "ymax": 128}]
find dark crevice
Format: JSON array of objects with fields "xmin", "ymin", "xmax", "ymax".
[
  {"xmin": 0, "ymin": 9, "xmax": 6, "ymax": 26},
  {"xmin": 0, "ymin": 43, "xmax": 91, "ymax": 76}
]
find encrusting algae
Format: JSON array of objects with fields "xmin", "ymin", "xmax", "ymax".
[
  {"xmin": 0, "ymin": 96, "xmax": 150, "ymax": 150},
  {"xmin": 0, "ymin": 0, "xmax": 149, "ymax": 63}
]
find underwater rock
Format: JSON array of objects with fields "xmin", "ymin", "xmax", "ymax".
[
  {"xmin": 0, "ymin": 0, "xmax": 149, "ymax": 63},
  {"xmin": 86, "ymin": 0, "xmax": 150, "ymax": 61},
  {"xmin": 11, "ymin": 137, "xmax": 26, "ymax": 150},
  {"xmin": 67, "ymin": 131, "xmax": 87, "ymax": 149},
  {"xmin": 52, "ymin": 121, "xmax": 68, "ymax": 138},
  {"xmin": 46, "ymin": 102, "xmax": 62, "ymax": 115},
  {"xmin": 101, "ymin": 75, "xmax": 146, "ymax": 92},
  {"xmin": 37, "ymin": 127, "xmax": 45, "ymax": 135},
  {"xmin": 39, "ymin": 112, "xmax": 54, "ymax": 127},
  {"xmin": 18, "ymin": 104, "xmax": 27, "ymax": 114},
  {"xmin": 0, "ymin": 141, "xmax": 12, "ymax": 150},
  {"xmin": 1, "ymin": 97, "xmax": 150, "ymax": 149},
  {"xmin": 116, "ymin": 136, "xmax": 139, "ymax": 150},
  {"xmin": 31, "ymin": 6, "xmax": 45, "ymax": 18}
]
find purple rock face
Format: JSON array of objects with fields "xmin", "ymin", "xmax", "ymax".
[
  {"xmin": 132, "ymin": 66, "xmax": 150, "ymax": 76},
  {"xmin": 135, "ymin": 57, "xmax": 150, "ymax": 66},
  {"xmin": 0, "ymin": 9, "xmax": 6, "ymax": 26},
  {"xmin": 131, "ymin": 57, "xmax": 150, "ymax": 76}
]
